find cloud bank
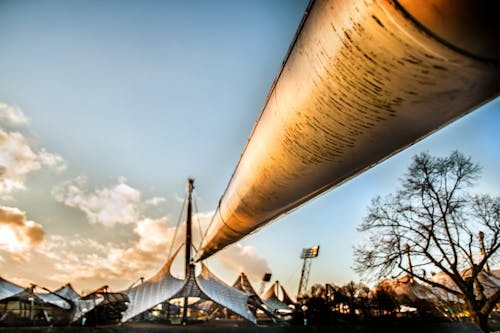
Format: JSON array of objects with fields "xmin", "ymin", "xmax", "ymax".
[
  {"xmin": 37, "ymin": 217, "xmax": 179, "ymax": 284},
  {"xmin": 24, "ymin": 204, "xmax": 271, "ymax": 290}
]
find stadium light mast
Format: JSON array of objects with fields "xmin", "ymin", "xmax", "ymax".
[{"xmin": 297, "ymin": 245, "xmax": 319, "ymax": 299}]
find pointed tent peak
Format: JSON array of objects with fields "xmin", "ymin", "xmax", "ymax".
[
  {"xmin": 232, "ymin": 272, "xmax": 258, "ymax": 296},
  {"xmin": 54, "ymin": 283, "xmax": 80, "ymax": 300},
  {"xmin": 262, "ymin": 280, "xmax": 280, "ymax": 300},
  {"xmin": 262, "ymin": 282, "xmax": 291, "ymax": 313},
  {"xmin": 262, "ymin": 280, "xmax": 294, "ymax": 304},
  {"xmin": 232, "ymin": 274, "xmax": 245, "ymax": 291},
  {"xmin": 262, "ymin": 283, "xmax": 273, "ymax": 299}
]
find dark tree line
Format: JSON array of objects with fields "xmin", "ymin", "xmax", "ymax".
[{"xmin": 294, "ymin": 280, "xmax": 429, "ymax": 326}]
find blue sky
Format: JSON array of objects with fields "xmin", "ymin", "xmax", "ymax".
[{"xmin": 0, "ymin": 0, "xmax": 498, "ymax": 295}]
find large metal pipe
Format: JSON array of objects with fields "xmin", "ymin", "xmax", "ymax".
[{"xmin": 197, "ymin": 0, "xmax": 500, "ymax": 260}]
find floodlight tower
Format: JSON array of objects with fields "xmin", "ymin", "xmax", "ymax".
[{"xmin": 297, "ymin": 245, "xmax": 319, "ymax": 299}]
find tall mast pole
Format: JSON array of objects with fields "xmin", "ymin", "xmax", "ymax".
[
  {"xmin": 185, "ymin": 178, "xmax": 194, "ymax": 278},
  {"xmin": 182, "ymin": 178, "xmax": 194, "ymax": 325}
]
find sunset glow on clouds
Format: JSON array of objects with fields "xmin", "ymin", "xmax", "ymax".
[
  {"xmin": 26, "ymin": 213, "xmax": 271, "ymax": 289},
  {"xmin": 0, "ymin": 206, "xmax": 44, "ymax": 261}
]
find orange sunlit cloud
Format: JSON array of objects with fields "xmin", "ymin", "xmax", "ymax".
[{"xmin": 0, "ymin": 206, "xmax": 45, "ymax": 261}]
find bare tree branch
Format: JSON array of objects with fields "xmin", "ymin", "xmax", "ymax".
[{"xmin": 354, "ymin": 152, "xmax": 498, "ymax": 332}]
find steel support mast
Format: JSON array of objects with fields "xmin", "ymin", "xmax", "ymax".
[{"xmin": 182, "ymin": 178, "xmax": 194, "ymax": 325}]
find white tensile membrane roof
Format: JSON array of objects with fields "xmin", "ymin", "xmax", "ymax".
[
  {"xmin": 121, "ymin": 246, "xmax": 256, "ymax": 323},
  {"xmin": 0, "ymin": 278, "xmax": 103, "ymax": 323},
  {"xmin": 0, "ymin": 277, "xmax": 37, "ymax": 303}
]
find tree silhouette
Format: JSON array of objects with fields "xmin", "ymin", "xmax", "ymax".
[{"xmin": 354, "ymin": 151, "xmax": 499, "ymax": 332}]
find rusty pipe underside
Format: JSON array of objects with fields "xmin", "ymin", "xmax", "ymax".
[{"xmin": 197, "ymin": 0, "xmax": 500, "ymax": 260}]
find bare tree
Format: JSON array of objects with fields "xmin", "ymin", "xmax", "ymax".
[{"xmin": 354, "ymin": 151, "xmax": 499, "ymax": 332}]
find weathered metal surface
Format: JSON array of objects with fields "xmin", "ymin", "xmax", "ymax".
[{"xmin": 197, "ymin": 0, "xmax": 500, "ymax": 260}]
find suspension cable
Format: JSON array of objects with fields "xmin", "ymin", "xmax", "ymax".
[
  {"xmin": 167, "ymin": 193, "xmax": 188, "ymax": 261},
  {"xmin": 193, "ymin": 197, "xmax": 204, "ymax": 253}
]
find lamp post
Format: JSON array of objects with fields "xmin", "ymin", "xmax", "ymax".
[
  {"xmin": 28, "ymin": 297, "xmax": 34, "ymax": 325},
  {"xmin": 301, "ymin": 304, "xmax": 308, "ymax": 326}
]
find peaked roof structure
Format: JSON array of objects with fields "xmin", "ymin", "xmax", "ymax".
[
  {"xmin": 0, "ymin": 277, "xmax": 38, "ymax": 303},
  {"xmin": 231, "ymin": 272, "xmax": 284, "ymax": 321},
  {"xmin": 54, "ymin": 283, "xmax": 80, "ymax": 300},
  {"xmin": 376, "ymin": 275, "xmax": 435, "ymax": 304},
  {"xmin": 0, "ymin": 277, "xmax": 103, "ymax": 324},
  {"xmin": 233, "ymin": 273, "xmax": 259, "ymax": 296},
  {"xmin": 262, "ymin": 281, "xmax": 294, "ymax": 313},
  {"xmin": 48, "ymin": 283, "xmax": 104, "ymax": 323},
  {"xmin": 121, "ymin": 247, "xmax": 256, "ymax": 323}
]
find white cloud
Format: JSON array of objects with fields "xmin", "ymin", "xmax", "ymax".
[
  {"xmin": 38, "ymin": 148, "xmax": 67, "ymax": 171},
  {"xmin": 144, "ymin": 196, "xmax": 166, "ymax": 206},
  {"xmin": 134, "ymin": 218, "xmax": 175, "ymax": 253},
  {"xmin": 0, "ymin": 128, "xmax": 66, "ymax": 196},
  {"xmin": 53, "ymin": 177, "xmax": 142, "ymax": 227},
  {"xmin": 217, "ymin": 243, "xmax": 271, "ymax": 281},
  {"xmin": 0, "ymin": 206, "xmax": 45, "ymax": 262},
  {"xmin": 0, "ymin": 130, "xmax": 39, "ymax": 193},
  {"xmin": 0, "ymin": 102, "xmax": 29, "ymax": 127}
]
